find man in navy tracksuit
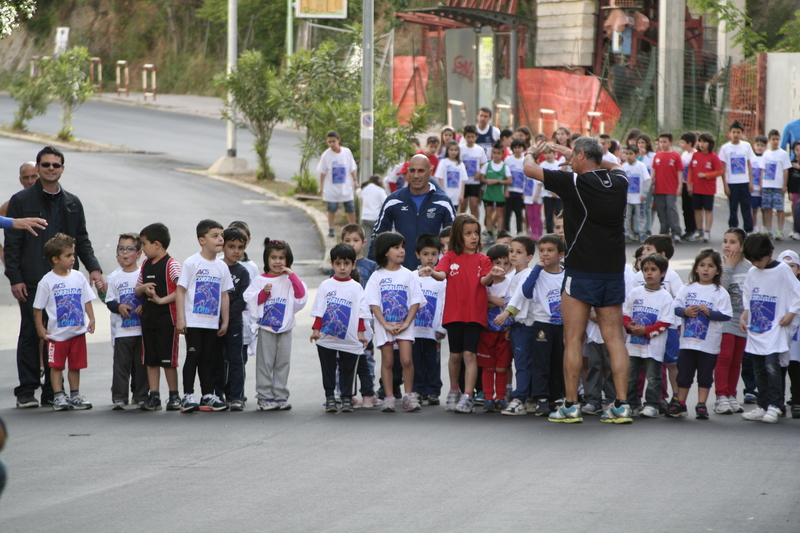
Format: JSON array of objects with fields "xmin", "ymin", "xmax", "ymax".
[{"xmin": 369, "ymin": 154, "xmax": 455, "ymax": 270}]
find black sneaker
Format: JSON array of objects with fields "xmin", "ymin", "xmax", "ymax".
[
  {"xmin": 16, "ymin": 394, "xmax": 39, "ymax": 408},
  {"xmin": 695, "ymin": 403, "xmax": 709, "ymax": 419},
  {"xmin": 141, "ymin": 396, "xmax": 162, "ymax": 411},
  {"xmin": 166, "ymin": 396, "xmax": 181, "ymax": 411},
  {"xmin": 534, "ymin": 399, "xmax": 551, "ymax": 417},
  {"xmin": 199, "ymin": 394, "xmax": 229, "ymax": 411},
  {"xmin": 792, "ymin": 404, "xmax": 800, "ymax": 419},
  {"xmin": 341, "ymin": 398, "xmax": 354, "ymax": 413},
  {"xmin": 665, "ymin": 398, "xmax": 687, "ymax": 418},
  {"xmin": 427, "ymin": 395, "xmax": 440, "ymax": 406}
]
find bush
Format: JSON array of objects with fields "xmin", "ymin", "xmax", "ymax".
[
  {"xmin": 292, "ymin": 170, "xmax": 318, "ymax": 195},
  {"xmin": 9, "ymin": 69, "xmax": 51, "ymax": 131}
]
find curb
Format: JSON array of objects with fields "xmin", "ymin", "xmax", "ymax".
[
  {"xmin": 0, "ymin": 129, "xmax": 138, "ymax": 153},
  {"xmin": 175, "ymin": 168, "xmax": 336, "ymax": 272}
]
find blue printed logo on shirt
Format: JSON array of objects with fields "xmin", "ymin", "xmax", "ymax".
[
  {"xmin": 380, "ymin": 284, "xmax": 408, "ymax": 323},
  {"xmin": 331, "ymin": 163, "xmax": 347, "ymax": 184},
  {"xmin": 764, "ymin": 161, "xmax": 777, "ymax": 182},
  {"xmin": 55, "ymin": 290, "xmax": 85, "ymax": 328},
  {"xmin": 628, "ymin": 174, "xmax": 640, "ymax": 194},
  {"xmin": 119, "ymin": 288, "xmax": 142, "ymax": 328},
  {"xmin": 525, "ymin": 178, "xmax": 535, "ymax": 196},
  {"xmin": 752, "ymin": 167, "xmax": 762, "ymax": 186},
  {"xmin": 730, "ymin": 156, "xmax": 747, "ymax": 175},
  {"xmin": 193, "ymin": 279, "xmax": 221, "ymax": 317},
  {"xmin": 415, "ymin": 293, "xmax": 437, "ymax": 329},
  {"xmin": 749, "ymin": 294, "xmax": 777, "ymax": 334},
  {"xmin": 463, "ymin": 158, "xmax": 478, "ymax": 178},
  {"xmin": 511, "ymin": 169, "xmax": 525, "ymax": 189},
  {"xmin": 322, "ymin": 297, "xmax": 352, "ymax": 340},
  {"xmin": 260, "ymin": 297, "xmax": 287, "ymax": 329},
  {"xmin": 446, "ymin": 169, "xmax": 461, "ymax": 188}
]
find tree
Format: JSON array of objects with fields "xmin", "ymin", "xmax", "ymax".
[
  {"xmin": 40, "ymin": 46, "xmax": 94, "ymax": 140},
  {"xmin": 689, "ymin": 0, "xmax": 766, "ymax": 56},
  {"xmin": 776, "ymin": 10, "xmax": 800, "ymax": 52},
  {"xmin": 215, "ymin": 50, "xmax": 284, "ymax": 180},
  {"xmin": 9, "ymin": 61, "xmax": 51, "ymax": 131},
  {"xmin": 0, "ymin": 0, "xmax": 35, "ymax": 38}
]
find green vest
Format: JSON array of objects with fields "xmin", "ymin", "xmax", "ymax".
[{"xmin": 482, "ymin": 162, "xmax": 508, "ymax": 203}]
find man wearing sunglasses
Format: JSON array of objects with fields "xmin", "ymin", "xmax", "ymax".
[{"xmin": 4, "ymin": 146, "xmax": 105, "ymax": 408}]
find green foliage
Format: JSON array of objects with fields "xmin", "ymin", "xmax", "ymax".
[
  {"xmin": 198, "ymin": 0, "xmax": 287, "ymax": 66},
  {"xmin": 40, "ymin": 46, "xmax": 94, "ymax": 140},
  {"xmin": 0, "ymin": 0, "xmax": 36, "ymax": 38},
  {"xmin": 689, "ymin": 0, "xmax": 766, "ymax": 56},
  {"xmin": 776, "ymin": 10, "xmax": 800, "ymax": 51},
  {"xmin": 215, "ymin": 50, "xmax": 284, "ymax": 181},
  {"xmin": 9, "ymin": 64, "xmax": 51, "ymax": 131},
  {"xmin": 292, "ymin": 169, "xmax": 318, "ymax": 194}
]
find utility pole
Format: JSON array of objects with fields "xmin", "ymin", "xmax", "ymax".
[
  {"xmin": 286, "ymin": 0, "xmax": 294, "ymax": 58},
  {"xmin": 360, "ymin": 0, "xmax": 374, "ymax": 183}
]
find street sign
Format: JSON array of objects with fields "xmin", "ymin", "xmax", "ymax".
[
  {"xmin": 361, "ymin": 112, "xmax": 373, "ymax": 139},
  {"xmin": 55, "ymin": 27, "xmax": 69, "ymax": 54},
  {"xmin": 296, "ymin": 0, "xmax": 347, "ymax": 19}
]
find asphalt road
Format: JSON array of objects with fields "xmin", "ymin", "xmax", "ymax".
[{"xmin": 0, "ymin": 111, "xmax": 799, "ymax": 531}]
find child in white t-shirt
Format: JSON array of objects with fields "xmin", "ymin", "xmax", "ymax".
[
  {"xmin": 318, "ymin": 131, "xmax": 358, "ymax": 237},
  {"xmin": 750, "ymin": 135, "xmax": 766, "ymax": 232},
  {"xmin": 33, "ymin": 233, "xmax": 96, "ymax": 411},
  {"xmin": 503, "ymin": 138, "xmax": 528, "ymax": 234},
  {"xmin": 669, "ymin": 250, "xmax": 732, "ymax": 419},
  {"xmin": 434, "ymin": 140, "xmax": 468, "ymax": 209},
  {"xmin": 540, "ymin": 147, "xmax": 563, "ymax": 234},
  {"xmin": 622, "ymin": 144, "xmax": 651, "ymax": 243},
  {"xmin": 357, "ymin": 174, "xmax": 387, "ymax": 251},
  {"xmin": 244, "ymin": 238, "xmax": 308, "ymax": 411},
  {"xmin": 366, "ymin": 232, "xmax": 426, "ymax": 412},
  {"xmin": 719, "ymin": 120, "xmax": 755, "ymax": 232},
  {"xmin": 761, "ymin": 130, "xmax": 793, "ymax": 239},
  {"xmin": 459, "ymin": 125, "xmax": 489, "ymax": 217}
]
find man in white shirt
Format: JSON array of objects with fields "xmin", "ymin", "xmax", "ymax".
[{"xmin": 318, "ymin": 131, "xmax": 358, "ymax": 237}]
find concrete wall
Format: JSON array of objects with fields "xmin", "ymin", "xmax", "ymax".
[
  {"xmin": 765, "ymin": 53, "xmax": 800, "ymax": 135},
  {"xmin": 536, "ymin": 0, "xmax": 598, "ymax": 68}
]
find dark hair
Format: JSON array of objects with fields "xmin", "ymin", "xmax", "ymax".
[
  {"xmin": 598, "ymin": 133, "xmax": 611, "ymax": 141},
  {"xmin": 228, "ymin": 220, "xmax": 251, "ymax": 239},
  {"xmin": 223, "ymin": 227, "xmax": 247, "ymax": 244},
  {"xmin": 492, "ymin": 141, "xmax": 505, "ymax": 154},
  {"xmin": 689, "ymin": 248, "xmax": 723, "ymax": 287},
  {"xmin": 516, "ymin": 126, "xmax": 532, "ymax": 139},
  {"xmin": 569, "ymin": 132, "xmax": 581, "ymax": 146},
  {"xmin": 755, "ymin": 135, "xmax": 768, "ymax": 146},
  {"xmin": 658, "ymin": 132, "xmax": 673, "ymax": 143},
  {"xmin": 512, "ymin": 236, "xmax": 536, "ymax": 256},
  {"xmin": 196, "ymin": 219, "xmax": 223, "ymax": 239},
  {"xmin": 609, "ymin": 140, "xmax": 619, "ymax": 153},
  {"xmin": 263, "ymin": 237, "xmax": 294, "ymax": 271},
  {"xmin": 768, "ymin": 129, "xmax": 781, "ymax": 139},
  {"xmin": 742, "ymin": 233, "xmax": 774, "ymax": 263},
  {"xmin": 641, "ymin": 253, "xmax": 668, "ymax": 274},
  {"xmin": 44, "ymin": 233, "xmax": 75, "ymax": 265},
  {"xmin": 698, "ymin": 132, "xmax": 716, "ymax": 152},
  {"xmin": 539, "ymin": 233, "xmax": 565, "ymax": 253},
  {"xmin": 118, "ymin": 232, "xmax": 142, "ymax": 250},
  {"xmin": 633, "ymin": 245, "xmax": 645, "ymax": 272},
  {"xmin": 625, "ymin": 144, "xmax": 638, "ymax": 153},
  {"xmin": 680, "ymin": 131, "xmax": 697, "ymax": 146},
  {"xmin": 444, "ymin": 140, "xmax": 461, "ymax": 163},
  {"xmin": 553, "ymin": 126, "xmax": 572, "ymax": 146},
  {"xmin": 724, "ymin": 227, "xmax": 746, "ymax": 247},
  {"xmin": 326, "ymin": 130, "xmax": 340, "ymax": 139},
  {"xmin": 729, "ymin": 120, "xmax": 745, "ymax": 132},
  {"xmin": 625, "ymin": 128, "xmax": 642, "ymax": 145},
  {"xmin": 450, "ymin": 213, "xmax": 482, "ymax": 255},
  {"xmin": 140, "ymin": 222, "xmax": 171, "ymax": 250},
  {"xmin": 341, "ymin": 223, "xmax": 365, "ymax": 241},
  {"xmin": 501, "ymin": 128, "xmax": 513, "ymax": 139},
  {"xmin": 644, "ymin": 234, "xmax": 674, "ymax": 259},
  {"xmin": 793, "ymin": 140, "xmax": 800, "ymax": 153},
  {"xmin": 637, "ymin": 134, "xmax": 654, "ymax": 153},
  {"xmin": 463, "ymin": 124, "xmax": 477, "ymax": 136},
  {"xmin": 572, "ymin": 137, "xmax": 603, "ymax": 164},
  {"xmin": 373, "ymin": 231, "xmax": 406, "ymax": 268},
  {"xmin": 425, "ymin": 135, "xmax": 439, "ymax": 146},
  {"xmin": 36, "ymin": 146, "xmax": 64, "ymax": 165},
  {"xmin": 510, "ymin": 138, "xmax": 526, "ymax": 150},
  {"xmin": 479, "ymin": 106, "xmax": 492, "ymax": 117},
  {"xmin": 486, "ymin": 243, "xmax": 509, "ymax": 261},
  {"xmin": 439, "ymin": 226, "xmax": 451, "ymax": 239},
  {"xmin": 330, "ymin": 243, "xmax": 356, "ymax": 263},
  {"xmin": 495, "ymin": 229, "xmax": 512, "ymax": 241},
  {"xmin": 416, "ymin": 233, "xmax": 441, "ymax": 253}
]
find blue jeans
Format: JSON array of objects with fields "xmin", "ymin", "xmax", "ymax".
[
  {"xmin": 728, "ymin": 183, "xmax": 754, "ymax": 232},
  {"xmin": 750, "ymin": 352, "xmax": 784, "ymax": 409},
  {"xmin": 627, "ymin": 356, "xmax": 662, "ymax": 407},
  {"xmin": 740, "ymin": 350, "xmax": 758, "ymax": 395},
  {"xmin": 510, "ymin": 323, "xmax": 535, "ymax": 401},
  {"xmin": 216, "ymin": 324, "xmax": 245, "ymax": 401},
  {"xmin": 412, "ymin": 338, "xmax": 442, "ymax": 396}
]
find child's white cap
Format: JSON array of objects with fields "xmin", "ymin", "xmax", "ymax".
[{"xmin": 779, "ymin": 250, "xmax": 800, "ymax": 267}]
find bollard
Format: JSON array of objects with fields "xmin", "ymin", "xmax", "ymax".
[
  {"xmin": 586, "ymin": 111, "xmax": 605, "ymax": 135},
  {"xmin": 89, "ymin": 57, "xmax": 102, "ymax": 94},
  {"xmin": 116, "ymin": 60, "xmax": 130, "ymax": 98},
  {"xmin": 142, "ymin": 64, "xmax": 157, "ymax": 102},
  {"xmin": 447, "ymin": 100, "xmax": 467, "ymax": 129},
  {"xmin": 538, "ymin": 109, "xmax": 557, "ymax": 136}
]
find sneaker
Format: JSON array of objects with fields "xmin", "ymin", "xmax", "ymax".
[
  {"xmin": 52, "ymin": 395, "xmax": 71, "ymax": 411},
  {"xmin": 166, "ymin": 396, "xmax": 181, "ymax": 411},
  {"xmin": 325, "ymin": 397, "xmax": 338, "ymax": 413},
  {"xmin": 474, "ymin": 391, "xmax": 485, "ymax": 405},
  {"xmin": 112, "ymin": 400, "xmax": 125, "ymax": 411},
  {"xmin": 483, "ymin": 399, "xmax": 495, "ymax": 413},
  {"xmin": 703, "ymin": 231, "xmax": 710, "ymax": 243},
  {"xmin": 277, "ymin": 400, "xmax": 292, "ymax": 410},
  {"xmin": 327, "ymin": 227, "xmax": 335, "ymax": 238},
  {"xmin": 199, "ymin": 394, "xmax": 229, "ymax": 411},
  {"xmin": 341, "ymin": 398, "xmax": 354, "ymax": 412},
  {"xmin": 791, "ymin": 404, "xmax": 800, "ymax": 419},
  {"xmin": 581, "ymin": 403, "xmax": 602, "ymax": 415},
  {"xmin": 230, "ymin": 400, "xmax": 244, "ymax": 411},
  {"xmin": 352, "ymin": 396, "xmax": 363, "ymax": 409},
  {"xmin": 714, "ymin": 396, "xmax": 732, "ymax": 414},
  {"xmin": 141, "ymin": 395, "xmax": 162, "ymax": 411},
  {"xmin": 639, "ymin": 233, "xmax": 647, "ymax": 244},
  {"xmin": 688, "ymin": 230, "xmax": 703, "ymax": 242},
  {"xmin": 180, "ymin": 394, "xmax": 200, "ymax": 413},
  {"xmin": 402, "ymin": 394, "xmax": 421, "ymax": 412},
  {"xmin": 445, "ymin": 389, "xmax": 461, "ymax": 412},
  {"xmin": 600, "ymin": 403, "xmax": 634, "ymax": 424},
  {"xmin": 743, "ymin": 392, "xmax": 757, "ymax": 404},
  {"xmin": 791, "ymin": 232, "xmax": 800, "ymax": 241},
  {"xmin": 741, "ymin": 406, "xmax": 766, "ymax": 420},
  {"xmin": 501, "ymin": 398, "xmax": 527, "ymax": 416},
  {"xmin": 762, "ymin": 405, "xmax": 781, "ymax": 424},
  {"xmin": 525, "ymin": 398, "xmax": 537, "ymax": 412},
  {"xmin": 695, "ymin": 403, "xmax": 710, "ymax": 419},
  {"xmin": 665, "ymin": 399, "xmax": 687, "ymax": 418},
  {"xmin": 454, "ymin": 395, "xmax": 474, "ymax": 414},
  {"xmin": 548, "ymin": 403, "xmax": 583, "ymax": 423},
  {"xmin": 639, "ymin": 405, "xmax": 659, "ymax": 418},
  {"xmin": 362, "ymin": 396, "xmax": 378, "ymax": 408},
  {"xmin": 16, "ymin": 394, "xmax": 39, "ymax": 408},
  {"xmin": 427, "ymin": 395, "xmax": 440, "ymax": 406},
  {"xmin": 258, "ymin": 399, "xmax": 279, "ymax": 411},
  {"xmin": 728, "ymin": 396, "xmax": 744, "ymax": 413},
  {"xmin": 495, "ymin": 399, "xmax": 508, "ymax": 411},
  {"xmin": 672, "ymin": 234, "xmax": 681, "ymax": 243},
  {"xmin": 382, "ymin": 396, "xmax": 396, "ymax": 412},
  {"xmin": 534, "ymin": 398, "xmax": 551, "ymax": 417},
  {"xmin": 775, "ymin": 229, "xmax": 784, "ymax": 241},
  {"xmin": 40, "ymin": 397, "xmax": 54, "ymax": 407}
]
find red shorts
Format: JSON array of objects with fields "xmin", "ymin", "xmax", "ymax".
[
  {"xmin": 47, "ymin": 334, "xmax": 88, "ymax": 371},
  {"xmin": 476, "ymin": 330, "xmax": 512, "ymax": 368}
]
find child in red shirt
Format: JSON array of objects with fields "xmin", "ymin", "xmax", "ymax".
[
  {"xmin": 652, "ymin": 132, "xmax": 684, "ymax": 241},
  {"xmin": 419, "ymin": 213, "xmax": 503, "ymax": 414},
  {"xmin": 687, "ymin": 132, "xmax": 723, "ymax": 242}
]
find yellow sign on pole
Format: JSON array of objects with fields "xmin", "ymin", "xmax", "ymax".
[{"xmin": 296, "ymin": 0, "xmax": 347, "ymax": 18}]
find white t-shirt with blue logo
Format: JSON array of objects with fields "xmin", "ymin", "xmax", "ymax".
[
  {"xmin": 33, "ymin": 270, "xmax": 96, "ymax": 342},
  {"xmin": 311, "ymin": 277, "xmax": 371, "ymax": 354},
  {"xmin": 366, "ymin": 267, "xmax": 426, "ymax": 327},
  {"xmin": 460, "ymin": 144, "xmax": 488, "ymax": 186},
  {"xmin": 106, "ymin": 267, "xmax": 144, "ymax": 340},
  {"xmin": 531, "ymin": 268, "xmax": 564, "ymax": 325},
  {"xmin": 178, "ymin": 253, "xmax": 234, "ymax": 329},
  {"xmin": 244, "ymin": 273, "xmax": 308, "ymax": 335},
  {"xmin": 623, "ymin": 160, "xmax": 651, "ymax": 205},
  {"xmin": 675, "ymin": 282, "xmax": 732, "ymax": 354},
  {"xmin": 623, "ymin": 286, "xmax": 675, "ymax": 361},
  {"xmin": 434, "ymin": 158, "xmax": 468, "ymax": 207},
  {"xmin": 504, "ymin": 154, "xmax": 527, "ymax": 194},
  {"xmin": 486, "ymin": 272, "xmax": 515, "ymax": 332},
  {"xmin": 751, "ymin": 153, "xmax": 764, "ymax": 195},
  {"xmin": 743, "ymin": 262, "xmax": 800, "ymax": 355},
  {"xmin": 413, "ymin": 272, "xmax": 446, "ymax": 340},
  {"xmin": 317, "ymin": 146, "xmax": 357, "ymax": 203},
  {"xmin": 719, "ymin": 141, "xmax": 755, "ymax": 185},
  {"xmin": 762, "ymin": 148, "xmax": 792, "ymax": 190}
]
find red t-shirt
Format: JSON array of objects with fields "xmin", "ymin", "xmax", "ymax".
[
  {"xmin": 651, "ymin": 151, "xmax": 684, "ymax": 195},
  {"xmin": 435, "ymin": 251, "xmax": 492, "ymax": 326},
  {"xmin": 688, "ymin": 151, "xmax": 723, "ymax": 195}
]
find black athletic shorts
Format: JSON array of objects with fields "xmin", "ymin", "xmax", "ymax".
[
  {"xmin": 444, "ymin": 322, "xmax": 484, "ymax": 354},
  {"xmin": 464, "ymin": 184, "xmax": 482, "ymax": 198},
  {"xmin": 142, "ymin": 326, "xmax": 179, "ymax": 368}
]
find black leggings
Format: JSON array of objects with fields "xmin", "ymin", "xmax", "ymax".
[{"xmin": 504, "ymin": 196, "xmax": 524, "ymax": 233}]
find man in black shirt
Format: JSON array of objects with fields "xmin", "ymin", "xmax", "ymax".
[{"xmin": 524, "ymin": 137, "xmax": 633, "ymax": 424}]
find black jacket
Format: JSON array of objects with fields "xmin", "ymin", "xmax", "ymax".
[{"xmin": 4, "ymin": 179, "xmax": 102, "ymax": 287}]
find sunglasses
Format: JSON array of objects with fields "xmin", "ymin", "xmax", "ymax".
[
  {"xmin": 116, "ymin": 246, "xmax": 139, "ymax": 253},
  {"xmin": 39, "ymin": 163, "xmax": 63, "ymax": 169}
]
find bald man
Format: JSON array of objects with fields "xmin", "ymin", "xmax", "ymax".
[
  {"xmin": 369, "ymin": 154, "xmax": 455, "ymax": 270},
  {"xmin": 0, "ymin": 162, "xmax": 40, "ymax": 263}
]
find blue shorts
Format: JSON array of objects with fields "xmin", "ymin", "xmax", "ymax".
[
  {"xmin": 761, "ymin": 188, "xmax": 784, "ymax": 211},
  {"xmin": 750, "ymin": 195, "xmax": 762, "ymax": 209},
  {"xmin": 327, "ymin": 200, "xmax": 356, "ymax": 213},
  {"xmin": 562, "ymin": 267, "xmax": 626, "ymax": 307},
  {"xmin": 664, "ymin": 328, "xmax": 679, "ymax": 365}
]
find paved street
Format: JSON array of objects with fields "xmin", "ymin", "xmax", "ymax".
[{"xmin": 0, "ymin": 104, "xmax": 798, "ymax": 531}]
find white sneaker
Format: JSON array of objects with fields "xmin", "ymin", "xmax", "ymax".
[
  {"xmin": 762, "ymin": 405, "xmax": 782, "ymax": 424},
  {"xmin": 714, "ymin": 396, "xmax": 732, "ymax": 414},
  {"xmin": 703, "ymin": 231, "xmax": 710, "ymax": 243},
  {"xmin": 741, "ymin": 406, "xmax": 766, "ymax": 421},
  {"xmin": 639, "ymin": 405, "xmax": 659, "ymax": 418},
  {"xmin": 445, "ymin": 389, "xmax": 461, "ymax": 412},
  {"xmin": 791, "ymin": 232, "xmax": 800, "ymax": 241},
  {"xmin": 727, "ymin": 396, "xmax": 744, "ymax": 413},
  {"xmin": 501, "ymin": 398, "xmax": 527, "ymax": 416}
]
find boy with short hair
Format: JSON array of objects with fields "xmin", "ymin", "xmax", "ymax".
[
  {"xmin": 540, "ymin": 147, "xmax": 562, "ymax": 235},
  {"xmin": 337, "ymin": 223, "xmax": 377, "ymax": 288},
  {"xmin": 740, "ymin": 233, "xmax": 800, "ymax": 423},
  {"xmin": 33, "ymin": 233, "xmax": 96, "ymax": 411},
  {"xmin": 175, "ymin": 219, "xmax": 233, "ymax": 412},
  {"xmin": 106, "ymin": 233, "xmax": 148, "ymax": 410},
  {"xmin": 438, "ymin": 226, "xmax": 451, "ymax": 255},
  {"xmin": 318, "ymin": 130, "xmax": 358, "ymax": 237},
  {"xmin": 761, "ymin": 129, "xmax": 793, "ymax": 240},
  {"xmin": 622, "ymin": 144, "xmax": 651, "ymax": 243},
  {"xmin": 412, "ymin": 234, "xmax": 446, "ymax": 405},
  {"xmin": 136, "ymin": 222, "xmax": 182, "ymax": 411},
  {"xmin": 651, "ymin": 132, "xmax": 684, "ymax": 242},
  {"xmin": 599, "ymin": 134, "xmax": 618, "ymax": 164},
  {"xmin": 459, "ymin": 124, "xmax": 488, "ymax": 216},
  {"xmin": 750, "ymin": 135, "xmax": 767, "ymax": 233},
  {"xmin": 679, "ymin": 132, "xmax": 698, "ymax": 240},
  {"xmin": 719, "ymin": 120, "xmax": 755, "ymax": 232},
  {"xmin": 481, "ymin": 142, "xmax": 512, "ymax": 241},
  {"xmin": 419, "ymin": 135, "xmax": 440, "ymax": 173},
  {"xmin": 503, "ymin": 137, "xmax": 527, "ymax": 235}
]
